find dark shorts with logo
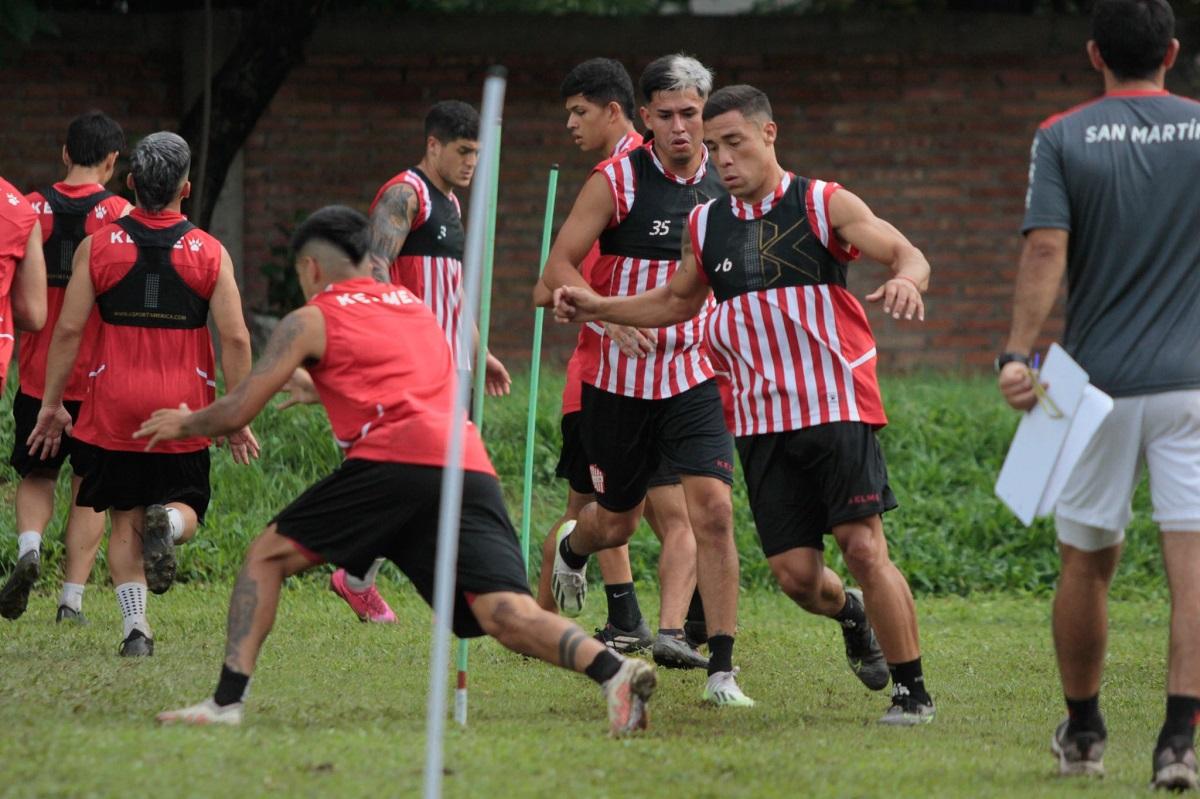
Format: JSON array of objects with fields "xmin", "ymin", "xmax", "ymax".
[
  {"xmin": 556, "ymin": 411, "xmax": 681, "ymax": 496},
  {"xmin": 579, "ymin": 379, "xmax": 734, "ymax": 513},
  {"xmin": 736, "ymin": 422, "xmax": 898, "ymax": 556},
  {"xmin": 10, "ymin": 390, "xmax": 84, "ymax": 476}
]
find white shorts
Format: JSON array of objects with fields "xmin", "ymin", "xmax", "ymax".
[{"xmin": 1056, "ymin": 389, "xmax": 1200, "ymax": 551}]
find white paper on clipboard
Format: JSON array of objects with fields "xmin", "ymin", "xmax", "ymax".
[{"xmin": 994, "ymin": 343, "xmax": 1114, "ymax": 526}]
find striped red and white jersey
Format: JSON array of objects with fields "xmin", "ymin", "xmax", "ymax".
[
  {"xmin": 691, "ymin": 172, "xmax": 886, "ymax": 437},
  {"xmin": 370, "ymin": 167, "xmax": 468, "ymax": 369},
  {"xmin": 587, "ymin": 141, "xmax": 722, "ymax": 400}
]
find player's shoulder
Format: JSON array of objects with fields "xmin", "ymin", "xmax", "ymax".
[
  {"xmin": 1, "ymin": 178, "xmax": 36, "ymax": 221},
  {"xmin": 593, "ymin": 142, "xmax": 646, "ymax": 176}
]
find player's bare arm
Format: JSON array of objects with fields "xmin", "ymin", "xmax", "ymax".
[
  {"xmin": 366, "ymin": 182, "xmax": 418, "ymax": 283},
  {"xmin": 998, "ymin": 227, "xmax": 1068, "ymax": 411},
  {"xmin": 210, "ymin": 245, "xmax": 259, "ymax": 463},
  {"xmin": 135, "ymin": 306, "xmax": 326, "ymax": 451},
  {"xmin": 12, "ymin": 221, "xmax": 47, "ymax": 332},
  {"xmin": 538, "ymin": 172, "xmax": 616, "ymax": 306},
  {"xmin": 827, "ymin": 189, "xmax": 930, "ymax": 322}
]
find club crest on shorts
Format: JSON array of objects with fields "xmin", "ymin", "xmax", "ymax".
[{"xmin": 589, "ymin": 464, "xmax": 606, "ymax": 494}]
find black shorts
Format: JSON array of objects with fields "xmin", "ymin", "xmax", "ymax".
[
  {"xmin": 555, "ymin": 411, "xmax": 680, "ymax": 496},
  {"xmin": 272, "ymin": 459, "xmax": 531, "ymax": 639},
  {"xmin": 72, "ymin": 441, "xmax": 211, "ymax": 522},
  {"xmin": 580, "ymin": 380, "xmax": 734, "ymax": 513},
  {"xmin": 10, "ymin": 390, "xmax": 83, "ymax": 476},
  {"xmin": 736, "ymin": 422, "xmax": 898, "ymax": 556}
]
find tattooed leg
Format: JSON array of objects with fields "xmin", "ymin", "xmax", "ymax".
[{"xmin": 470, "ymin": 591, "xmax": 606, "ymax": 672}]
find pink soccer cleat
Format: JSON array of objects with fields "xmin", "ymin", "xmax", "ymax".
[{"xmin": 329, "ymin": 568, "xmax": 398, "ymax": 624}]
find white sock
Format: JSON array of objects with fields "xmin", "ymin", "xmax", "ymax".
[
  {"xmin": 166, "ymin": 508, "xmax": 185, "ymax": 543},
  {"xmin": 344, "ymin": 558, "xmax": 385, "ymax": 593},
  {"xmin": 115, "ymin": 582, "xmax": 150, "ymax": 638},
  {"xmin": 17, "ymin": 531, "xmax": 41, "ymax": 558},
  {"xmin": 60, "ymin": 582, "xmax": 85, "ymax": 612}
]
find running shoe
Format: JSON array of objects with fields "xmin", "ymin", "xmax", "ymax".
[
  {"xmin": 142, "ymin": 504, "xmax": 176, "ymax": 595},
  {"xmin": 1049, "ymin": 718, "xmax": 1105, "ymax": 776},
  {"xmin": 703, "ymin": 667, "xmax": 755, "ymax": 707},
  {"xmin": 652, "ymin": 632, "xmax": 709, "ymax": 670},
  {"xmin": 603, "ymin": 657, "xmax": 656, "ymax": 736},
  {"xmin": 158, "ymin": 697, "xmax": 244, "ymax": 726},
  {"xmin": 594, "ymin": 619, "xmax": 653, "ymax": 653},
  {"xmin": 1152, "ymin": 735, "xmax": 1197, "ymax": 791},
  {"xmin": 329, "ymin": 569, "xmax": 397, "ymax": 623},
  {"xmin": 551, "ymin": 521, "xmax": 587, "ymax": 618},
  {"xmin": 878, "ymin": 686, "xmax": 936, "ymax": 726},
  {"xmin": 119, "ymin": 629, "xmax": 154, "ymax": 657},
  {"xmin": 841, "ymin": 588, "xmax": 889, "ymax": 690},
  {"xmin": 0, "ymin": 549, "xmax": 39, "ymax": 620}
]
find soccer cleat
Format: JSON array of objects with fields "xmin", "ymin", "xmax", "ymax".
[
  {"xmin": 0, "ymin": 549, "xmax": 40, "ymax": 620},
  {"xmin": 329, "ymin": 568, "xmax": 398, "ymax": 623},
  {"xmin": 602, "ymin": 657, "xmax": 656, "ymax": 736},
  {"xmin": 119, "ymin": 629, "xmax": 154, "ymax": 657},
  {"xmin": 840, "ymin": 588, "xmax": 889, "ymax": 691},
  {"xmin": 878, "ymin": 686, "xmax": 936, "ymax": 726},
  {"xmin": 55, "ymin": 605, "xmax": 88, "ymax": 625},
  {"xmin": 652, "ymin": 632, "xmax": 709, "ymax": 670},
  {"xmin": 1049, "ymin": 719, "xmax": 1105, "ymax": 776},
  {"xmin": 1152, "ymin": 735, "xmax": 1198, "ymax": 791},
  {"xmin": 551, "ymin": 520, "xmax": 587, "ymax": 618},
  {"xmin": 703, "ymin": 668, "xmax": 756, "ymax": 707},
  {"xmin": 594, "ymin": 619, "xmax": 653, "ymax": 653},
  {"xmin": 142, "ymin": 504, "xmax": 176, "ymax": 595},
  {"xmin": 157, "ymin": 697, "xmax": 244, "ymax": 726}
]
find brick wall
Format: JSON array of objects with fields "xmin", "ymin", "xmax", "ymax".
[{"xmin": 3, "ymin": 11, "xmax": 1169, "ymax": 371}]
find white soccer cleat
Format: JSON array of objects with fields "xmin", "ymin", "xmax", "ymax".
[
  {"xmin": 603, "ymin": 657, "xmax": 657, "ymax": 736},
  {"xmin": 551, "ymin": 520, "xmax": 588, "ymax": 618},
  {"xmin": 703, "ymin": 667, "xmax": 756, "ymax": 708},
  {"xmin": 157, "ymin": 698, "xmax": 243, "ymax": 726}
]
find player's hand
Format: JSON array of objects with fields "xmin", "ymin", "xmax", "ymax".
[
  {"xmin": 277, "ymin": 367, "xmax": 319, "ymax": 410},
  {"xmin": 604, "ymin": 323, "xmax": 655, "ymax": 358},
  {"xmin": 485, "ymin": 352, "xmax": 511, "ymax": 397},
  {"xmin": 866, "ymin": 277, "xmax": 924, "ymax": 321},
  {"xmin": 26, "ymin": 404, "xmax": 73, "ymax": 461},
  {"xmin": 224, "ymin": 426, "xmax": 261, "ymax": 465},
  {"xmin": 134, "ymin": 403, "xmax": 192, "ymax": 452},
  {"xmin": 553, "ymin": 285, "xmax": 603, "ymax": 324},
  {"xmin": 998, "ymin": 361, "xmax": 1042, "ymax": 412}
]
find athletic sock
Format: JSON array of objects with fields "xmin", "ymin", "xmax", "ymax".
[
  {"xmin": 344, "ymin": 558, "xmax": 385, "ymax": 593},
  {"xmin": 707, "ymin": 634, "xmax": 734, "ymax": 675},
  {"xmin": 1065, "ymin": 693, "xmax": 1106, "ymax": 737},
  {"xmin": 213, "ymin": 664, "xmax": 251, "ymax": 707},
  {"xmin": 115, "ymin": 582, "xmax": 149, "ymax": 639},
  {"xmin": 558, "ymin": 533, "xmax": 588, "ymax": 571},
  {"xmin": 1157, "ymin": 694, "xmax": 1200, "ymax": 749},
  {"xmin": 585, "ymin": 648, "xmax": 622, "ymax": 685},
  {"xmin": 165, "ymin": 508, "xmax": 185, "ymax": 543},
  {"xmin": 60, "ymin": 582, "xmax": 85, "ymax": 612},
  {"xmin": 17, "ymin": 531, "xmax": 41, "ymax": 558},
  {"xmin": 888, "ymin": 658, "xmax": 931, "ymax": 704},
  {"xmin": 833, "ymin": 589, "xmax": 867, "ymax": 629},
  {"xmin": 686, "ymin": 588, "xmax": 705, "ymax": 623},
  {"xmin": 604, "ymin": 582, "xmax": 641, "ymax": 630}
]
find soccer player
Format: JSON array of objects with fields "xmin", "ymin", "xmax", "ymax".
[
  {"xmin": 538, "ymin": 54, "xmax": 752, "ymax": 705},
  {"xmin": 554, "ymin": 84, "xmax": 937, "ymax": 725},
  {"xmin": 327, "ymin": 100, "xmax": 512, "ymax": 623},
  {"xmin": 26, "ymin": 132, "xmax": 256, "ymax": 657},
  {"xmin": 1, "ymin": 112, "xmax": 132, "ymax": 624},
  {"xmin": 998, "ymin": 0, "xmax": 1200, "ymax": 786},
  {"xmin": 530, "ymin": 57, "xmax": 706, "ymax": 668},
  {"xmin": 142, "ymin": 205, "xmax": 656, "ymax": 735}
]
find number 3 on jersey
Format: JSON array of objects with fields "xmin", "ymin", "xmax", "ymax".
[{"xmin": 649, "ymin": 219, "xmax": 671, "ymax": 236}]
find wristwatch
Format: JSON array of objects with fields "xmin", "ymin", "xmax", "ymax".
[{"xmin": 994, "ymin": 352, "xmax": 1030, "ymax": 373}]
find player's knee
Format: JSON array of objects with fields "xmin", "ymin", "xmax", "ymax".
[
  {"xmin": 690, "ymin": 492, "xmax": 733, "ymax": 542},
  {"xmin": 476, "ymin": 593, "xmax": 535, "ymax": 645},
  {"xmin": 841, "ymin": 534, "xmax": 884, "ymax": 578},
  {"xmin": 774, "ymin": 565, "xmax": 821, "ymax": 607},
  {"xmin": 596, "ymin": 509, "xmax": 640, "ymax": 544}
]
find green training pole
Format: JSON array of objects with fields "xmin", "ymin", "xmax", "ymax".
[{"xmin": 519, "ymin": 165, "xmax": 559, "ymax": 568}]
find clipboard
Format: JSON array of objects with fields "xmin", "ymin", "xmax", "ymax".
[{"xmin": 995, "ymin": 343, "xmax": 1114, "ymax": 526}]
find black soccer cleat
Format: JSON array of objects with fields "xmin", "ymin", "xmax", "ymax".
[
  {"xmin": 840, "ymin": 588, "xmax": 889, "ymax": 691},
  {"xmin": 142, "ymin": 504, "xmax": 176, "ymax": 595},
  {"xmin": 1152, "ymin": 736, "xmax": 1198, "ymax": 791},
  {"xmin": 56, "ymin": 605, "xmax": 88, "ymax": 625},
  {"xmin": 593, "ymin": 620, "xmax": 653, "ymax": 654},
  {"xmin": 119, "ymin": 629, "xmax": 154, "ymax": 657},
  {"xmin": 0, "ymin": 550, "xmax": 40, "ymax": 620}
]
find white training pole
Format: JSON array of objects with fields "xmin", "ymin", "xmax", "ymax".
[{"xmin": 422, "ymin": 65, "xmax": 507, "ymax": 799}]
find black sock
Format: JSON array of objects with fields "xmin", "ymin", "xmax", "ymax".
[
  {"xmin": 707, "ymin": 634, "xmax": 734, "ymax": 675},
  {"xmin": 686, "ymin": 588, "xmax": 706, "ymax": 624},
  {"xmin": 888, "ymin": 658, "xmax": 931, "ymax": 704},
  {"xmin": 1157, "ymin": 694, "xmax": 1200, "ymax": 749},
  {"xmin": 558, "ymin": 533, "xmax": 588, "ymax": 571},
  {"xmin": 1065, "ymin": 693, "xmax": 1106, "ymax": 737},
  {"xmin": 584, "ymin": 648, "xmax": 622, "ymax": 685},
  {"xmin": 604, "ymin": 582, "xmax": 642, "ymax": 630},
  {"xmin": 214, "ymin": 665, "xmax": 250, "ymax": 707},
  {"xmin": 833, "ymin": 590, "xmax": 867, "ymax": 629}
]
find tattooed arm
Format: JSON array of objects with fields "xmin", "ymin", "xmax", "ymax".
[
  {"xmin": 135, "ymin": 306, "xmax": 327, "ymax": 450},
  {"xmin": 367, "ymin": 182, "xmax": 419, "ymax": 283}
]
